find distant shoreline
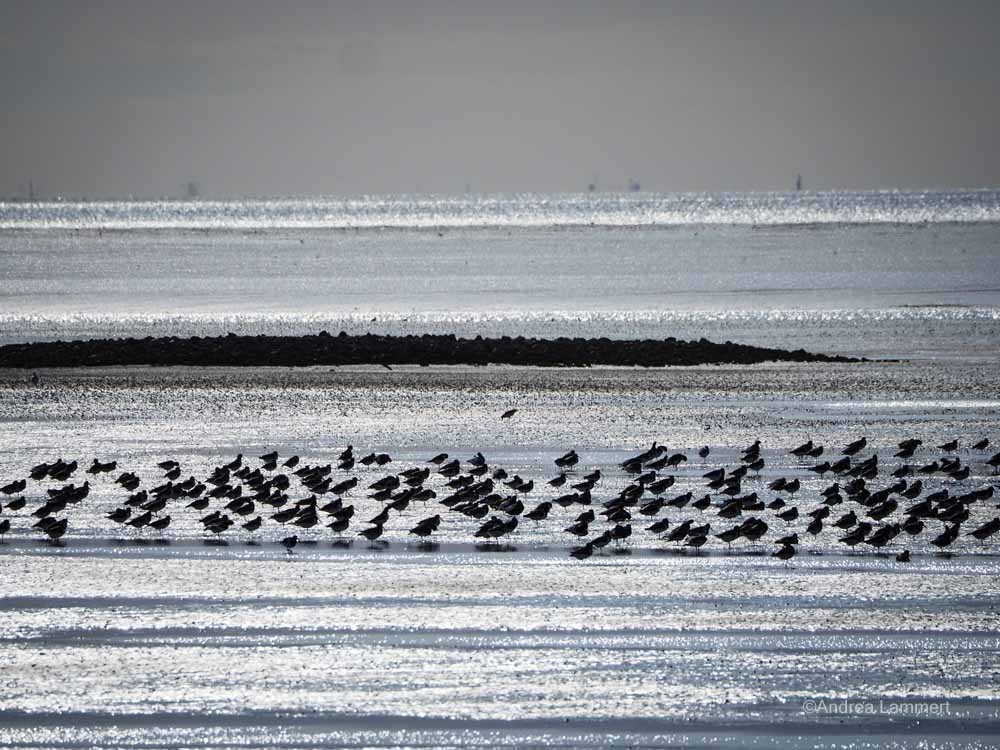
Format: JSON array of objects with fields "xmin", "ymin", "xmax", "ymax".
[{"xmin": 0, "ymin": 332, "xmax": 862, "ymax": 369}]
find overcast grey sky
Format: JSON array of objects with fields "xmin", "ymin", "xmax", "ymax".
[{"xmin": 2, "ymin": 0, "xmax": 998, "ymax": 198}]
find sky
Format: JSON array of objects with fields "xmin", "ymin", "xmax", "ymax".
[{"xmin": 2, "ymin": 0, "xmax": 999, "ymax": 198}]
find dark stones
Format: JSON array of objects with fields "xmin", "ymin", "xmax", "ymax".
[{"xmin": 0, "ymin": 333, "xmax": 863, "ymax": 369}]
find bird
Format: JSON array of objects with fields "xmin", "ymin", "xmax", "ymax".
[
  {"xmin": 773, "ymin": 544, "xmax": 796, "ymax": 561},
  {"xmin": 555, "ymin": 450, "xmax": 579, "ymax": 468},
  {"xmin": 501, "ymin": 409, "xmax": 518, "ymax": 419},
  {"xmin": 280, "ymin": 535, "xmax": 299, "ymax": 553},
  {"xmin": 843, "ymin": 437, "xmax": 867, "ymax": 455},
  {"xmin": 834, "ymin": 510, "xmax": 858, "ymax": 529},
  {"xmin": 610, "ymin": 523, "xmax": 632, "ymax": 543},
  {"xmin": 839, "ymin": 527, "xmax": 868, "ymax": 547},
  {"xmin": 590, "ymin": 530, "xmax": 613, "ymax": 549},
  {"xmin": 666, "ymin": 519, "xmax": 693, "ymax": 543},
  {"xmin": 242, "ymin": 516, "xmax": 262, "ymax": 532},
  {"xmin": 777, "ymin": 507, "xmax": 799, "ymax": 522},
  {"xmin": 715, "ymin": 525, "xmax": 742, "ymax": 546},
  {"xmin": 107, "ymin": 507, "xmax": 131, "ymax": 523},
  {"xmin": 44, "ymin": 518, "xmax": 68, "ymax": 541},
  {"xmin": 686, "ymin": 534, "xmax": 707, "ymax": 550},
  {"xmin": 127, "ymin": 511, "xmax": 152, "ymax": 529},
  {"xmin": 525, "ymin": 502, "xmax": 552, "ymax": 522},
  {"xmin": 969, "ymin": 518, "xmax": 1000, "ymax": 541},
  {"xmin": 647, "ymin": 518, "xmax": 672, "ymax": 535},
  {"xmin": 409, "ymin": 514, "xmax": 441, "ymax": 539},
  {"xmin": 149, "ymin": 516, "xmax": 172, "ymax": 531},
  {"xmin": 359, "ymin": 524, "xmax": 384, "ymax": 544},
  {"xmin": 930, "ymin": 525, "xmax": 959, "ymax": 549},
  {"xmin": 791, "ymin": 440, "xmax": 814, "ymax": 456}
]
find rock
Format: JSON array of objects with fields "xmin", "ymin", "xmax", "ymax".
[{"xmin": 0, "ymin": 334, "xmax": 863, "ymax": 369}]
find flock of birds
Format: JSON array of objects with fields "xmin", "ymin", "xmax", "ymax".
[{"xmin": 1, "ymin": 432, "xmax": 999, "ymax": 561}]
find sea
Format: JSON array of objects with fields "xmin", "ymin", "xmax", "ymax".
[{"xmin": 1, "ymin": 191, "xmax": 999, "ymax": 749}]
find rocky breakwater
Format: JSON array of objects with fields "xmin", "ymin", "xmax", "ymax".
[{"xmin": 0, "ymin": 332, "xmax": 862, "ymax": 368}]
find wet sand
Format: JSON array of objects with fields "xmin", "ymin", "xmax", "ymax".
[
  {"xmin": 2, "ymin": 544, "xmax": 999, "ymax": 749},
  {"xmin": 1, "ymin": 361, "xmax": 999, "ymax": 748}
]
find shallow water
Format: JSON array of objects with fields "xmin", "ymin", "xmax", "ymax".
[
  {"xmin": 2, "ymin": 193, "xmax": 1000, "ymax": 359},
  {"xmin": 2, "ymin": 192, "xmax": 999, "ymax": 748},
  {"xmin": 1, "ymin": 364, "xmax": 999, "ymax": 747},
  {"xmin": 2, "ymin": 546, "xmax": 999, "ymax": 749}
]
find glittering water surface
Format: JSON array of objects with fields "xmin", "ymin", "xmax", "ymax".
[
  {"xmin": 3, "ymin": 191, "xmax": 1000, "ymax": 229},
  {"xmin": 1, "ymin": 364, "xmax": 999, "ymax": 748},
  {"xmin": 2, "ymin": 192, "xmax": 1000, "ymax": 748},
  {"xmin": 1, "ymin": 192, "xmax": 1000, "ymax": 359}
]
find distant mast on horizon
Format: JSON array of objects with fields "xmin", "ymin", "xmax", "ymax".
[{"xmin": 795, "ymin": 174, "xmax": 803, "ymax": 191}]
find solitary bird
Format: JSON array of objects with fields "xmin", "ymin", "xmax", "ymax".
[{"xmin": 501, "ymin": 409, "xmax": 518, "ymax": 419}]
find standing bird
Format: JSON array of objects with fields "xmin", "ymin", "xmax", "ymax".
[
  {"xmin": 149, "ymin": 516, "xmax": 172, "ymax": 531},
  {"xmin": 525, "ymin": 502, "xmax": 552, "ymax": 522},
  {"xmin": 773, "ymin": 544, "xmax": 796, "ymax": 561},
  {"xmin": 843, "ymin": 437, "xmax": 867, "ymax": 456},
  {"xmin": 409, "ymin": 514, "xmax": 441, "ymax": 541},
  {"xmin": 930, "ymin": 525, "xmax": 960, "ymax": 549},
  {"xmin": 790, "ymin": 441, "xmax": 814, "ymax": 457},
  {"xmin": 243, "ymin": 516, "xmax": 263, "ymax": 533},
  {"xmin": 555, "ymin": 450, "xmax": 579, "ymax": 468},
  {"xmin": 280, "ymin": 535, "xmax": 299, "ymax": 554},
  {"xmin": 359, "ymin": 524, "xmax": 385, "ymax": 545}
]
